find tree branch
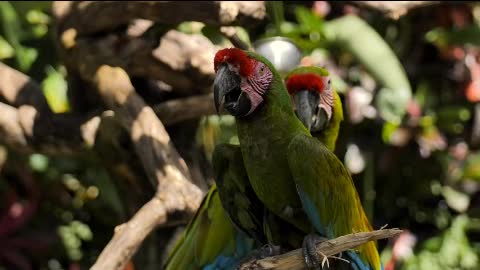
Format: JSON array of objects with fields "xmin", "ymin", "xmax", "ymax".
[
  {"xmin": 53, "ymin": 1, "xmax": 266, "ymax": 36},
  {"xmin": 154, "ymin": 93, "xmax": 224, "ymax": 125},
  {"xmin": 59, "ymin": 29, "xmax": 218, "ymax": 95},
  {"xmin": 90, "ymin": 197, "xmax": 167, "ymax": 270},
  {"xmin": 53, "ymin": 1, "xmax": 265, "ymax": 95},
  {"xmin": 349, "ymin": 1, "xmax": 442, "ymax": 19},
  {"xmin": 238, "ymin": 229, "xmax": 403, "ymax": 270},
  {"xmin": 220, "ymin": 26, "xmax": 251, "ymax": 51},
  {"xmin": 0, "ymin": 63, "xmax": 99, "ymax": 155},
  {"xmin": 48, "ymin": 2, "xmax": 266, "ymax": 268},
  {"xmin": 90, "ymin": 65, "xmax": 203, "ymax": 270},
  {"xmin": 0, "ymin": 63, "xmax": 220, "ymax": 153},
  {"xmin": 0, "ymin": 102, "xmax": 28, "ymax": 150},
  {"xmin": 0, "ymin": 62, "xmax": 51, "ymax": 112}
]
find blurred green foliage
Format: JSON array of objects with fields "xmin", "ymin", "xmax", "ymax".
[
  {"xmin": 403, "ymin": 216, "xmax": 479, "ymax": 270},
  {"xmin": 42, "ymin": 66, "xmax": 71, "ymax": 113},
  {"xmin": 0, "ymin": 4, "xmax": 122, "ymax": 268},
  {"xmin": 1, "ymin": 1, "xmax": 480, "ymax": 270}
]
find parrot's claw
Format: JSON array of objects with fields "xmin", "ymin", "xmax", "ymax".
[
  {"xmin": 235, "ymin": 243, "xmax": 282, "ymax": 268},
  {"xmin": 302, "ymin": 234, "xmax": 329, "ymax": 270}
]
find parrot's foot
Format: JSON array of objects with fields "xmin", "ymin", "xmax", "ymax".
[
  {"xmin": 302, "ymin": 234, "xmax": 330, "ymax": 269},
  {"xmin": 235, "ymin": 243, "xmax": 282, "ymax": 268}
]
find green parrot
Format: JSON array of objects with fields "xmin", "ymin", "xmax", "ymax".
[
  {"xmin": 165, "ymin": 61, "xmax": 378, "ymax": 270},
  {"xmin": 163, "ymin": 183, "xmax": 256, "ymax": 270},
  {"xmin": 213, "ymin": 48, "xmax": 381, "ymax": 270},
  {"xmin": 214, "ymin": 66, "xmax": 346, "ymax": 253},
  {"xmin": 164, "ymin": 65, "xmax": 345, "ymax": 270},
  {"xmin": 165, "ymin": 68, "xmax": 332, "ymax": 269},
  {"xmin": 284, "ymin": 66, "xmax": 343, "ymax": 152}
]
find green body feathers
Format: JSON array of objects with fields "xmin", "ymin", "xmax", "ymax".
[
  {"xmin": 164, "ymin": 184, "xmax": 254, "ymax": 270},
  {"xmin": 235, "ymin": 53, "xmax": 381, "ymax": 270},
  {"xmin": 166, "ymin": 55, "xmax": 380, "ymax": 270}
]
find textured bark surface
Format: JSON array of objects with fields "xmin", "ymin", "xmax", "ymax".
[{"xmin": 54, "ymin": 1, "xmax": 266, "ymax": 35}]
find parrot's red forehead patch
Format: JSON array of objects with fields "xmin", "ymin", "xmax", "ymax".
[
  {"xmin": 286, "ymin": 74, "xmax": 325, "ymax": 95},
  {"xmin": 214, "ymin": 48, "xmax": 254, "ymax": 77}
]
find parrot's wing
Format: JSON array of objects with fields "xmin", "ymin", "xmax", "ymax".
[
  {"xmin": 287, "ymin": 134, "xmax": 381, "ymax": 270},
  {"xmin": 165, "ymin": 185, "xmax": 253, "ymax": 270},
  {"xmin": 213, "ymin": 143, "xmax": 268, "ymax": 244}
]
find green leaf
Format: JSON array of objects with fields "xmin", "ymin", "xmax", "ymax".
[
  {"xmin": 233, "ymin": 26, "xmax": 251, "ymax": 48},
  {"xmin": 414, "ymin": 80, "xmax": 437, "ymax": 113},
  {"xmin": 29, "ymin": 153, "xmax": 49, "ymax": 172},
  {"xmin": 41, "ymin": 66, "xmax": 70, "ymax": 113},
  {"xmin": 436, "ymin": 106, "xmax": 471, "ymax": 134},
  {"xmin": 84, "ymin": 167, "xmax": 125, "ymax": 221},
  {"xmin": 267, "ymin": 1, "xmax": 285, "ymax": 35},
  {"xmin": 196, "ymin": 115, "xmax": 238, "ymax": 160},
  {"xmin": 381, "ymin": 121, "xmax": 399, "ymax": 143},
  {"xmin": 422, "ymin": 236, "xmax": 442, "ymax": 252},
  {"xmin": 0, "ymin": 35, "xmax": 14, "ymax": 59},
  {"xmin": 442, "ymin": 186, "xmax": 470, "ymax": 213},
  {"xmin": 15, "ymin": 46, "xmax": 38, "ymax": 71},
  {"xmin": 177, "ymin": 21, "xmax": 205, "ymax": 34},
  {"xmin": 294, "ymin": 6, "xmax": 324, "ymax": 34},
  {"xmin": 201, "ymin": 25, "xmax": 229, "ymax": 46},
  {"xmin": 279, "ymin": 22, "xmax": 300, "ymax": 35},
  {"xmin": 324, "ymin": 15, "xmax": 412, "ymax": 124},
  {"xmin": 0, "ymin": 1, "xmax": 38, "ymax": 71},
  {"xmin": 31, "ymin": 24, "xmax": 48, "ymax": 38},
  {"xmin": 10, "ymin": 1, "xmax": 52, "ymax": 16},
  {"xmin": 331, "ymin": 74, "xmax": 348, "ymax": 94},
  {"xmin": 377, "ymin": 87, "xmax": 411, "ymax": 124},
  {"xmin": 426, "ymin": 25, "xmax": 480, "ymax": 47},
  {"xmin": 379, "ymin": 246, "xmax": 393, "ymax": 266},
  {"xmin": 463, "ymin": 152, "xmax": 480, "ymax": 181},
  {"xmin": 26, "ymin": 9, "xmax": 50, "ymax": 25},
  {"xmin": 71, "ymin": 220, "xmax": 93, "ymax": 241},
  {"xmin": 403, "ymin": 215, "xmax": 479, "ymax": 270}
]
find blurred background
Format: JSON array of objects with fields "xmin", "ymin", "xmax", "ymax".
[{"xmin": 0, "ymin": 1, "xmax": 480, "ymax": 269}]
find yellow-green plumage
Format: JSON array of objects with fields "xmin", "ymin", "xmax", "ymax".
[
  {"xmin": 164, "ymin": 184, "xmax": 253, "ymax": 270},
  {"xmin": 236, "ymin": 53, "xmax": 312, "ymax": 232},
  {"xmin": 288, "ymin": 134, "xmax": 380, "ymax": 270},
  {"xmin": 212, "ymin": 66, "xmax": 347, "ymax": 253},
  {"xmin": 286, "ymin": 66, "xmax": 379, "ymax": 269},
  {"xmin": 166, "ymin": 60, "xmax": 380, "ymax": 270},
  {"xmin": 212, "ymin": 144, "xmax": 267, "ymax": 245}
]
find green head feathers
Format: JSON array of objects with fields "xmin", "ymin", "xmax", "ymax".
[{"xmin": 285, "ymin": 66, "xmax": 329, "ymax": 78}]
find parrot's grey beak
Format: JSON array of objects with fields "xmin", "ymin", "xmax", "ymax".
[
  {"xmin": 213, "ymin": 63, "xmax": 250, "ymax": 117},
  {"xmin": 214, "ymin": 63, "xmax": 240, "ymax": 115},
  {"xmin": 293, "ymin": 90, "xmax": 328, "ymax": 133}
]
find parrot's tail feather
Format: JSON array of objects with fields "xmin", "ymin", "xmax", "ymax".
[
  {"xmin": 346, "ymin": 251, "xmax": 371, "ymax": 270},
  {"xmin": 346, "ymin": 240, "xmax": 382, "ymax": 270}
]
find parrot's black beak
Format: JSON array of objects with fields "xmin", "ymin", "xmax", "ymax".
[
  {"xmin": 213, "ymin": 63, "xmax": 250, "ymax": 117},
  {"xmin": 293, "ymin": 90, "xmax": 327, "ymax": 133}
]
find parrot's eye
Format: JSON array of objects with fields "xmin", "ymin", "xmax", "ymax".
[{"xmin": 259, "ymin": 66, "xmax": 265, "ymax": 75}]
